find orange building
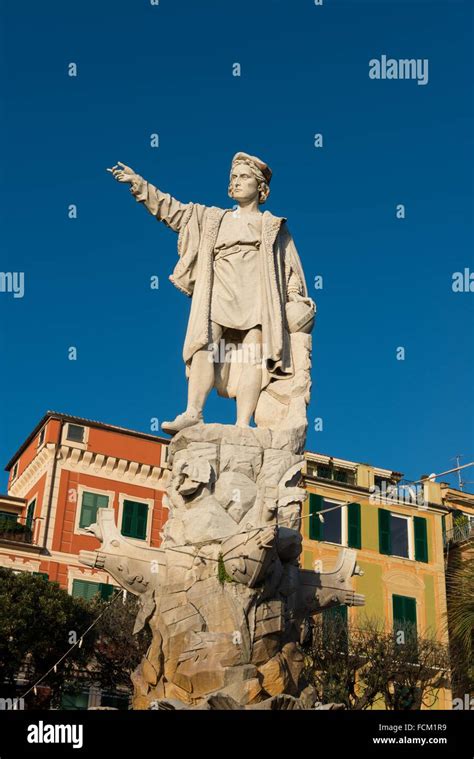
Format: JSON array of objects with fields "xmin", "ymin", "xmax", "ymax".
[{"xmin": 0, "ymin": 412, "xmax": 169, "ymax": 600}]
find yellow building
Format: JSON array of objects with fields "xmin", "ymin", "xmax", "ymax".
[
  {"xmin": 440, "ymin": 484, "xmax": 474, "ymax": 703},
  {"xmin": 440, "ymin": 484, "xmax": 474, "ymax": 563},
  {"xmin": 301, "ymin": 451, "xmax": 453, "ymax": 709}
]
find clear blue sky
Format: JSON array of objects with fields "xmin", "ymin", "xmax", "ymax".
[{"xmin": 0, "ymin": 0, "xmax": 473, "ymax": 491}]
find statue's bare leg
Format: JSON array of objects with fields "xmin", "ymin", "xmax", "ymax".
[
  {"xmin": 187, "ymin": 321, "xmax": 223, "ymax": 415},
  {"xmin": 235, "ymin": 326, "xmax": 263, "ymax": 427},
  {"xmin": 162, "ymin": 322, "xmax": 223, "ymax": 434}
]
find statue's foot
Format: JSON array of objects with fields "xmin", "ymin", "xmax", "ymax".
[{"xmin": 161, "ymin": 410, "xmax": 203, "ymax": 435}]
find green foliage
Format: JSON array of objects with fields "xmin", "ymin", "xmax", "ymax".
[
  {"xmin": 0, "ymin": 568, "xmax": 96, "ymax": 705},
  {"xmin": 0, "ymin": 569, "xmax": 152, "ymax": 708},
  {"xmin": 85, "ymin": 593, "xmax": 151, "ymax": 692},
  {"xmin": 445, "ymin": 554, "xmax": 474, "ymax": 697},
  {"xmin": 217, "ymin": 553, "xmax": 234, "ymax": 584}
]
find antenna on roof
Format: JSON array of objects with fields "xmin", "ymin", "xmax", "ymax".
[{"xmin": 451, "ymin": 454, "xmax": 465, "ymax": 491}]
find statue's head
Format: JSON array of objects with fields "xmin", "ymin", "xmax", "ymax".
[{"xmin": 228, "ymin": 152, "xmax": 272, "ymax": 205}]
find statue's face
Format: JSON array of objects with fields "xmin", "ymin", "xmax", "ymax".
[{"xmin": 229, "ymin": 163, "xmax": 259, "ymax": 204}]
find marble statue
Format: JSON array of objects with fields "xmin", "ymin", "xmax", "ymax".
[
  {"xmin": 85, "ymin": 153, "xmax": 366, "ymax": 709},
  {"xmin": 107, "ymin": 153, "xmax": 316, "ymax": 437}
]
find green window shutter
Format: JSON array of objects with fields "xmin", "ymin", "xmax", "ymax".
[
  {"xmin": 404, "ymin": 597, "xmax": 417, "ymax": 627},
  {"xmin": 33, "ymin": 572, "xmax": 49, "ymax": 580},
  {"xmin": 135, "ymin": 502, "xmax": 148, "ymax": 540},
  {"xmin": 122, "ymin": 500, "xmax": 148, "ymax": 540},
  {"xmin": 99, "ymin": 583, "xmax": 114, "ymax": 601},
  {"xmin": 441, "ymin": 515, "xmax": 446, "ymax": 546},
  {"xmin": 26, "ymin": 500, "xmax": 36, "ymax": 530},
  {"xmin": 393, "ymin": 594, "xmax": 405, "ymax": 630},
  {"xmin": 79, "ymin": 492, "xmax": 109, "ymax": 529},
  {"xmin": 414, "ymin": 516, "xmax": 428, "ymax": 563},
  {"xmin": 121, "ymin": 500, "xmax": 134, "ymax": 537},
  {"xmin": 378, "ymin": 508, "xmax": 391, "ymax": 555},
  {"xmin": 60, "ymin": 689, "xmax": 89, "ymax": 710},
  {"xmin": 79, "ymin": 492, "xmax": 97, "ymax": 529},
  {"xmin": 393, "ymin": 594, "xmax": 417, "ymax": 641},
  {"xmin": 72, "ymin": 579, "xmax": 101, "ymax": 602},
  {"xmin": 347, "ymin": 502, "xmax": 361, "ymax": 549},
  {"xmin": 309, "ymin": 494, "xmax": 323, "ymax": 540}
]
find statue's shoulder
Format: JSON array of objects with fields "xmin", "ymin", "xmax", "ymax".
[
  {"xmin": 263, "ymin": 209, "xmax": 288, "ymax": 226},
  {"xmin": 261, "ymin": 210, "xmax": 289, "ymax": 244}
]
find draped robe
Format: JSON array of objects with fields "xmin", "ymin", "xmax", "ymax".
[{"xmin": 130, "ymin": 177, "xmax": 309, "ymax": 395}]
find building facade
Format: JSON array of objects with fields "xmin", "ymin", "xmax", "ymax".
[
  {"xmin": 1, "ymin": 412, "xmax": 169, "ymax": 599},
  {"xmin": 1, "ymin": 412, "xmax": 472, "ymax": 709},
  {"xmin": 301, "ymin": 452, "xmax": 454, "ymax": 709}
]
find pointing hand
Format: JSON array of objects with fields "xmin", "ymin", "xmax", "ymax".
[{"xmin": 106, "ymin": 161, "xmax": 137, "ymax": 184}]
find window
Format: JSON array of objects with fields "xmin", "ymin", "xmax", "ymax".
[
  {"xmin": 72, "ymin": 579, "xmax": 101, "ymax": 601},
  {"xmin": 0, "ymin": 511, "xmax": 18, "ymax": 527},
  {"xmin": 309, "ymin": 495, "xmax": 361, "ymax": 548},
  {"xmin": 60, "ymin": 688, "xmax": 90, "ymax": 710},
  {"xmin": 121, "ymin": 500, "xmax": 148, "ymax": 540},
  {"xmin": 332, "ymin": 468, "xmax": 354, "ymax": 485},
  {"xmin": 26, "ymin": 500, "xmax": 36, "ymax": 530},
  {"xmin": 313, "ymin": 463, "xmax": 356, "ymax": 485},
  {"xmin": 66, "ymin": 424, "xmax": 85, "ymax": 443},
  {"xmin": 393, "ymin": 594, "xmax": 417, "ymax": 643},
  {"xmin": 391, "ymin": 514, "xmax": 409, "ymax": 558},
  {"xmin": 309, "ymin": 494, "xmax": 342, "ymax": 542},
  {"xmin": 72, "ymin": 579, "xmax": 115, "ymax": 602},
  {"xmin": 317, "ymin": 464, "xmax": 333, "ymax": 480},
  {"xmin": 379, "ymin": 510, "xmax": 428, "ymax": 562},
  {"xmin": 11, "ymin": 463, "xmax": 18, "ymax": 480},
  {"xmin": 79, "ymin": 492, "xmax": 109, "ymax": 529},
  {"xmin": 37, "ymin": 427, "xmax": 45, "ymax": 447}
]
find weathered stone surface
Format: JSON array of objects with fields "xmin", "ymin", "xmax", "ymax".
[
  {"xmin": 214, "ymin": 471, "xmax": 256, "ymax": 523},
  {"xmin": 182, "ymin": 498, "xmax": 237, "ymax": 543},
  {"xmin": 80, "ymin": 423, "xmax": 364, "ymax": 710}
]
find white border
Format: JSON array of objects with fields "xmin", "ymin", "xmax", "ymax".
[
  {"xmin": 62, "ymin": 422, "xmax": 90, "ymax": 451},
  {"xmin": 117, "ymin": 493, "xmax": 153, "ymax": 546},
  {"xmin": 318, "ymin": 497, "xmax": 348, "ymax": 547},
  {"xmin": 73, "ymin": 484, "xmax": 116, "ymax": 536}
]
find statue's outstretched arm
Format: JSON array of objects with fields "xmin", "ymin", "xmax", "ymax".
[{"xmin": 107, "ymin": 161, "xmax": 191, "ymax": 233}]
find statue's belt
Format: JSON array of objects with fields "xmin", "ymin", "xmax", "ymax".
[{"xmin": 213, "ymin": 243, "xmax": 261, "ymax": 261}]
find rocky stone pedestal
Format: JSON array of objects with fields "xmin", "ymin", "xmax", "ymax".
[{"xmin": 80, "ymin": 423, "xmax": 364, "ymax": 709}]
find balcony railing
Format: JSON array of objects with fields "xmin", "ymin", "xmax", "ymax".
[
  {"xmin": 444, "ymin": 520, "xmax": 474, "ymax": 548},
  {"xmin": 0, "ymin": 522, "xmax": 34, "ymax": 544},
  {"xmin": 0, "ymin": 515, "xmax": 42, "ymax": 545}
]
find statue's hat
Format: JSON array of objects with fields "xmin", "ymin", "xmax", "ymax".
[{"xmin": 231, "ymin": 152, "xmax": 272, "ymax": 184}]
